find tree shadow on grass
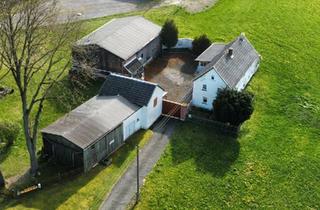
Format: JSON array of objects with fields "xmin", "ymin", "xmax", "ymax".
[{"xmin": 170, "ymin": 122, "xmax": 240, "ymax": 177}]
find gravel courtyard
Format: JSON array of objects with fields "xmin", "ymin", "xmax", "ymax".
[{"xmin": 144, "ymin": 52, "xmax": 197, "ymax": 102}]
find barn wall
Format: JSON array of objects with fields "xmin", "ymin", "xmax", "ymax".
[
  {"xmin": 123, "ymin": 108, "xmax": 143, "ymax": 140},
  {"xmin": 42, "ymin": 133, "xmax": 83, "ymax": 168},
  {"xmin": 145, "ymin": 86, "xmax": 165, "ymax": 129},
  {"xmin": 135, "ymin": 36, "xmax": 161, "ymax": 65},
  {"xmin": 102, "ymin": 50, "xmax": 127, "ymax": 74},
  {"xmin": 83, "ymin": 124, "xmax": 124, "ymax": 172},
  {"xmin": 192, "ymin": 68, "xmax": 227, "ymax": 110},
  {"xmin": 235, "ymin": 58, "xmax": 260, "ymax": 91}
]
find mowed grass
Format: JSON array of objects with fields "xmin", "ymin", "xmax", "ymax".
[
  {"xmin": 1, "ymin": 130, "xmax": 152, "ymax": 210},
  {"xmin": 135, "ymin": 0, "xmax": 320, "ymax": 209}
]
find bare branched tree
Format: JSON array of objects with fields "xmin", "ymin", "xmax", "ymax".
[{"xmin": 0, "ymin": 0, "xmax": 79, "ymax": 175}]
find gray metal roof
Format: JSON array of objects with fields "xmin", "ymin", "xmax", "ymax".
[
  {"xmin": 76, "ymin": 16, "xmax": 161, "ymax": 61},
  {"xmin": 194, "ymin": 34, "xmax": 260, "ymax": 88},
  {"xmin": 42, "ymin": 95, "xmax": 139, "ymax": 149},
  {"xmin": 195, "ymin": 43, "xmax": 226, "ymax": 62},
  {"xmin": 99, "ymin": 73, "xmax": 164, "ymax": 107}
]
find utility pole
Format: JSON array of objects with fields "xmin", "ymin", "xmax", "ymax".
[{"xmin": 136, "ymin": 145, "xmax": 140, "ymax": 204}]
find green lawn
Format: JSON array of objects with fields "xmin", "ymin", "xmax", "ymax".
[{"xmin": 135, "ymin": 0, "xmax": 320, "ymax": 209}]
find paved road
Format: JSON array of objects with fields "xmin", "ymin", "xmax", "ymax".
[
  {"xmin": 99, "ymin": 119, "xmax": 177, "ymax": 210},
  {"xmin": 57, "ymin": 0, "xmax": 174, "ymax": 21}
]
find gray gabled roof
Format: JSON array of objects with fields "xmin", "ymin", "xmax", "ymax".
[
  {"xmin": 99, "ymin": 73, "xmax": 164, "ymax": 107},
  {"xmin": 194, "ymin": 34, "xmax": 260, "ymax": 88},
  {"xmin": 195, "ymin": 43, "xmax": 226, "ymax": 62},
  {"xmin": 42, "ymin": 95, "xmax": 139, "ymax": 149},
  {"xmin": 76, "ymin": 16, "xmax": 161, "ymax": 61}
]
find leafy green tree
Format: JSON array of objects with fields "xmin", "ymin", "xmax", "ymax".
[
  {"xmin": 160, "ymin": 19, "xmax": 178, "ymax": 48},
  {"xmin": 192, "ymin": 34, "xmax": 212, "ymax": 56},
  {"xmin": 213, "ymin": 88, "xmax": 254, "ymax": 126}
]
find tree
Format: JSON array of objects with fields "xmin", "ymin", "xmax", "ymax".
[
  {"xmin": 192, "ymin": 34, "xmax": 212, "ymax": 56},
  {"xmin": 213, "ymin": 88, "xmax": 254, "ymax": 126},
  {"xmin": 160, "ymin": 19, "xmax": 178, "ymax": 48},
  {"xmin": 0, "ymin": 0, "xmax": 79, "ymax": 175}
]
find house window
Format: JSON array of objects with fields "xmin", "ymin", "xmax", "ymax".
[
  {"xmin": 137, "ymin": 118, "xmax": 140, "ymax": 122},
  {"xmin": 211, "ymin": 75, "xmax": 215, "ymax": 80},
  {"xmin": 202, "ymin": 97, "xmax": 208, "ymax": 104},
  {"xmin": 202, "ymin": 84, "xmax": 207, "ymax": 91},
  {"xmin": 140, "ymin": 53, "xmax": 144, "ymax": 58},
  {"xmin": 153, "ymin": 97, "xmax": 158, "ymax": 107}
]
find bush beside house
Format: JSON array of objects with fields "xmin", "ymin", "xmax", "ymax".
[
  {"xmin": 160, "ymin": 19, "xmax": 178, "ymax": 48},
  {"xmin": 213, "ymin": 88, "xmax": 254, "ymax": 126},
  {"xmin": 192, "ymin": 34, "xmax": 212, "ymax": 56}
]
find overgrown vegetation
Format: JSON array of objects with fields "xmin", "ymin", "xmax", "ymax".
[
  {"xmin": 192, "ymin": 34, "xmax": 212, "ymax": 56},
  {"xmin": 213, "ymin": 88, "xmax": 254, "ymax": 126},
  {"xmin": 160, "ymin": 19, "xmax": 178, "ymax": 48},
  {"xmin": 0, "ymin": 122, "xmax": 20, "ymax": 153}
]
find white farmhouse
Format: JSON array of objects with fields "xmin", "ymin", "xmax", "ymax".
[{"xmin": 192, "ymin": 33, "xmax": 261, "ymax": 110}]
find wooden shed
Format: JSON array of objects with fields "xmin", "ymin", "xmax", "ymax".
[{"xmin": 42, "ymin": 95, "xmax": 139, "ymax": 172}]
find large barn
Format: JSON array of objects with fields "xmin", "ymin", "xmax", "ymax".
[
  {"xmin": 42, "ymin": 73, "xmax": 166, "ymax": 172},
  {"xmin": 73, "ymin": 16, "xmax": 162, "ymax": 78}
]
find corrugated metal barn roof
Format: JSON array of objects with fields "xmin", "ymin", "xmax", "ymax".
[
  {"xmin": 42, "ymin": 95, "xmax": 139, "ymax": 149},
  {"xmin": 76, "ymin": 16, "xmax": 161, "ymax": 61},
  {"xmin": 195, "ymin": 34, "xmax": 260, "ymax": 88}
]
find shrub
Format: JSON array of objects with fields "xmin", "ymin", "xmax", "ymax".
[
  {"xmin": 160, "ymin": 19, "xmax": 178, "ymax": 48},
  {"xmin": 213, "ymin": 88, "xmax": 254, "ymax": 126},
  {"xmin": 192, "ymin": 34, "xmax": 212, "ymax": 56},
  {"xmin": 0, "ymin": 121, "xmax": 20, "ymax": 151}
]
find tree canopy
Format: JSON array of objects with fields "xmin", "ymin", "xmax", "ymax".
[
  {"xmin": 213, "ymin": 88, "xmax": 254, "ymax": 126},
  {"xmin": 160, "ymin": 19, "xmax": 178, "ymax": 48},
  {"xmin": 192, "ymin": 34, "xmax": 212, "ymax": 56}
]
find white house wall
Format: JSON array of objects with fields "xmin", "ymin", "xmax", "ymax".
[
  {"xmin": 145, "ymin": 86, "xmax": 165, "ymax": 129},
  {"xmin": 122, "ymin": 108, "xmax": 143, "ymax": 140},
  {"xmin": 235, "ymin": 59, "xmax": 260, "ymax": 91},
  {"xmin": 192, "ymin": 69, "xmax": 227, "ymax": 110}
]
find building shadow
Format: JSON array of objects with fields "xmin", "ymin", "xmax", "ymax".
[{"xmin": 170, "ymin": 122, "xmax": 240, "ymax": 177}]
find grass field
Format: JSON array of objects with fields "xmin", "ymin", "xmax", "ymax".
[{"xmin": 135, "ymin": 0, "xmax": 320, "ymax": 209}]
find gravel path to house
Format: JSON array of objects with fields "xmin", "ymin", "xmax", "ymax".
[{"xmin": 99, "ymin": 119, "xmax": 177, "ymax": 210}]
